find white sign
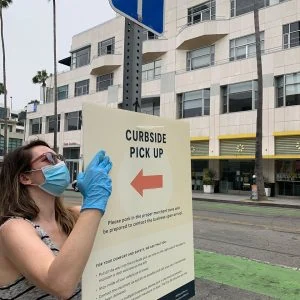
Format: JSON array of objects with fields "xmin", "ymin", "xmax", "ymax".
[
  {"xmin": 82, "ymin": 103, "xmax": 195, "ymax": 299},
  {"xmin": 27, "ymin": 103, "xmax": 37, "ymax": 113}
]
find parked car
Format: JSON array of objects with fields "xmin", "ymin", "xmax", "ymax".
[{"xmin": 72, "ymin": 180, "xmax": 79, "ymax": 192}]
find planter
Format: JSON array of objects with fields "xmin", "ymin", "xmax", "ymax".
[
  {"xmin": 203, "ymin": 185, "xmax": 214, "ymax": 194},
  {"xmin": 265, "ymin": 187, "xmax": 271, "ymax": 197}
]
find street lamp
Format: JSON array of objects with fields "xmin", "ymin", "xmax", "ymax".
[{"xmin": 10, "ymin": 96, "xmax": 12, "ymax": 117}]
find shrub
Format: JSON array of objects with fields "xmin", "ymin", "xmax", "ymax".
[{"xmin": 203, "ymin": 169, "xmax": 216, "ymax": 185}]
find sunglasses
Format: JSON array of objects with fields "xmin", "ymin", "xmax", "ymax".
[{"xmin": 31, "ymin": 152, "xmax": 65, "ymax": 166}]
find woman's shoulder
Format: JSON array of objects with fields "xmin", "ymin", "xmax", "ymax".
[{"xmin": 0, "ymin": 218, "xmax": 37, "ymax": 238}]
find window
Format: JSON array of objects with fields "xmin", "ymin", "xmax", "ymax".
[
  {"xmin": 230, "ymin": 32, "xmax": 264, "ymax": 61},
  {"xmin": 30, "ymin": 118, "xmax": 42, "ymax": 135},
  {"xmin": 63, "ymin": 147, "xmax": 80, "ymax": 159},
  {"xmin": 283, "ymin": 21, "xmax": 300, "ymax": 49},
  {"xmin": 0, "ymin": 124, "xmax": 11, "ymax": 131},
  {"xmin": 8, "ymin": 138, "xmax": 22, "ymax": 152},
  {"xmin": 188, "ymin": 1, "xmax": 216, "ymax": 25},
  {"xmin": 230, "ymin": 0, "xmax": 285, "ymax": 17},
  {"xmin": 222, "ymin": 81, "xmax": 258, "ymax": 113},
  {"xmin": 96, "ymin": 73, "xmax": 113, "ymax": 92},
  {"xmin": 142, "ymin": 60, "xmax": 161, "ymax": 81},
  {"xmin": 46, "ymin": 115, "xmax": 61, "ymax": 133},
  {"xmin": 276, "ymin": 72, "xmax": 300, "ymax": 107},
  {"xmin": 57, "ymin": 85, "xmax": 68, "ymax": 100},
  {"xmin": 142, "ymin": 30, "xmax": 158, "ymax": 40},
  {"xmin": 187, "ymin": 45, "xmax": 215, "ymax": 71},
  {"xmin": 46, "ymin": 86, "xmax": 68, "ymax": 102},
  {"xmin": 71, "ymin": 46, "xmax": 90, "ymax": 69},
  {"xmin": 178, "ymin": 89, "xmax": 210, "ymax": 118},
  {"xmin": 75, "ymin": 80, "xmax": 89, "ymax": 97},
  {"xmin": 46, "ymin": 87, "xmax": 53, "ymax": 103},
  {"xmin": 141, "ymin": 98, "xmax": 160, "ymax": 116},
  {"xmin": 98, "ymin": 37, "xmax": 115, "ymax": 56},
  {"xmin": 0, "ymin": 107, "xmax": 8, "ymax": 119},
  {"xmin": 65, "ymin": 111, "xmax": 82, "ymax": 131}
]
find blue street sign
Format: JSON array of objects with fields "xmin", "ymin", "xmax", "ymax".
[{"xmin": 109, "ymin": 0, "xmax": 164, "ymax": 35}]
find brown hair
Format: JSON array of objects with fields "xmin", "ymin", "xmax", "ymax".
[{"xmin": 0, "ymin": 140, "xmax": 77, "ymax": 234}]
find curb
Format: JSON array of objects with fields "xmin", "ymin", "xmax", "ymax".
[{"xmin": 192, "ymin": 197, "xmax": 300, "ymax": 209}]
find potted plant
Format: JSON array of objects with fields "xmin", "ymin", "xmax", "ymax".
[
  {"xmin": 203, "ymin": 169, "xmax": 216, "ymax": 194},
  {"xmin": 264, "ymin": 178, "xmax": 271, "ymax": 197}
]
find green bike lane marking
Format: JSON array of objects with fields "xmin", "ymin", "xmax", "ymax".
[
  {"xmin": 194, "ymin": 250, "xmax": 300, "ymax": 300},
  {"xmin": 193, "ymin": 201, "xmax": 300, "ymax": 218}
]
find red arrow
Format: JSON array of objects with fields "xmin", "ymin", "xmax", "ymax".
[{"xmin": 131, "ymin": 169, "xmax": 163, "ymax": 196}]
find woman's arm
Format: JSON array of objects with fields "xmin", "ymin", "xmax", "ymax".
[
  {"xmin": 0, "ymin": 150, "xmax": 112, "ymax": 299},
  {"xmin": 0, "ymin": 211, "xmax": 101, "ymax": 298}
]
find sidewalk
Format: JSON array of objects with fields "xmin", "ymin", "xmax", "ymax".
[{"xmin": 192, "ymin": 191, "xmax": 300, "ymax": 209}]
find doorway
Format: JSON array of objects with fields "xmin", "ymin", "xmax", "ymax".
[
  {"xmin": 66, "ymin": 160, "xmax": 79, "ymax": 182},
  {"xmin": 220, "ymin": 160, "xmax": 255, "ymax": 194}
]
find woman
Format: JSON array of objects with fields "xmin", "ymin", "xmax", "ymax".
[{"xmin": 0, "ymin": 140, "xmax": 112, "ymax": 299}]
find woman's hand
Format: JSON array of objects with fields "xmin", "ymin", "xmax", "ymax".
[{"xmin": 77, "ymin": 150, "xmax": 112, "ymax": 214}]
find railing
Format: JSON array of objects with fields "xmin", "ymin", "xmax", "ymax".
[
  {"xmin": 176, "ymin": 44, "xmax": 300, "ymax": 75},
  {"xmin": 92, "ymin": 52, "xmax": 123, "ymax": 61},
  {"xmin": 177, "ymin": 16, "xmax": 227, "ymax": 34},
  {"xmin": 44, "ymin": 84, "xmax": 122, "ymax": 104}
]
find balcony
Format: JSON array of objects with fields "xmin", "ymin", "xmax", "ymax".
[
  {"xmin": 176, "ymin": 19, "xmax": 229, "ymax": 50},
  {"xmin": 90, "ymin": 54, "xmax": 122, "ymax": 76},
  {"xmin": 143, "ymin": 39, "xmax": 168, "ymax": 64}
]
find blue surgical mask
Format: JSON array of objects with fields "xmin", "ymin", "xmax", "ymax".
[{"xmin": 30, "ymin": 162, "xmax": 70, "ymax": 196}]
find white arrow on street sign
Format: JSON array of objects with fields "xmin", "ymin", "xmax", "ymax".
[{"xmin": 109, "ymin": 0, "xmax": 164, "ymax": 35}]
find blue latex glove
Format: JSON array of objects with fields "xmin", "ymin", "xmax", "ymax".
[{"xmin": 77, "ymin": 150, "xmax": 112, "ymax": 214}]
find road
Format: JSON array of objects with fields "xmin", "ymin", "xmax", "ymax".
[
  {"xmin": 63, "ymin": 189, "xmax": 82, "ymax": 206},
  {"xmin": 63, "ymin": 193, "xmax": 300, "ymax": 299},
  {"xmin": 193, "ymin": 201, "xmax": 300, "ymax": 267},
  {"xmin": 192, "ymin": 200, "xmax": 300, "ymax": 300}
]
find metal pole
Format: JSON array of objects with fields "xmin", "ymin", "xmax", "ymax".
[
  {"xmin": 53, "ymin": 0, "xmax": 58, "ymax": 153},
  {"xmin": 137, "ymin": 0, "xmax": 143, "ymax": 22},
  {"xmin": 122, "ymin": 18, "xmax": 143, "ymax": 112}
]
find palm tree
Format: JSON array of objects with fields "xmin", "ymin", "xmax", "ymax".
[
  {"xmin": 48, "ymin": 0, "xmax": 58, "ymax": 152},
  {"xmin": 32, "ymin": 70, "xmax": 49, "ymax": 103},
  {"xmin": 254, "ymin": 0, "xmax": 267, "ymax": 201},
  {"xmin": 0, "ymin": 82, "xmax": 4, "ymax": 94},
  {"xmin": 0, "ymin": 0, "xmax": 12, "ymax": 156}
]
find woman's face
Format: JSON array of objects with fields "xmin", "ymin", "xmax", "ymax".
[{"xmin": 28, "ymin": 145, "xmax": 57, "ymax": 185}]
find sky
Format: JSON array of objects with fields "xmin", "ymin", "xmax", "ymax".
[{"xmin": 0, "ymin": 0, "xmax": 116, "ymax": 112}]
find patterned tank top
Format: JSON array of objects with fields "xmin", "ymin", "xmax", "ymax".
[{"xmin": 0, "ymin": 219, "xmax": 81, "ymax": 299}]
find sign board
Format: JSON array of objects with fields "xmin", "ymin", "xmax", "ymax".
[
  {"xmin": 251, "ymin": 184, "xmax": 258, "ymax": 200},
  {"xmin": 82, "ymin": 103, "xmax": 195, "ymax": 299},
  {"xmin": 109, "ymin": 0, "xmax": 164, "ymax": 35},
  {"xmin": 26, "ymin": 103, "xmax": 37, "ymax": 113}
]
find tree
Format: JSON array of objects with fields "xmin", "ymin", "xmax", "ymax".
[
  {"xmin": 254, "ymin": 0, "xmax": 267, "ymax": 201},
  {"xmin": 0, "ymin": 0, "xmax": 12, "ymax": 156},
  {"xmin": 48, "ymin": 0, "xmax": 58, "ymax": 152},
  {"xmin": 0, "ymin": 82, "xmax": 4, "ymax": 94},
  {"xmin": 28, "ymin": 99, "xmax": 40, "ymax": 105},
  {"xmin": 32, "ymin": 70, "xmax": 49, "ymax": 104}
]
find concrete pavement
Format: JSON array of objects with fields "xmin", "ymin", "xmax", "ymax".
[
  {"xmin": 193, "ymin": 191, "xmax": 300, "ymax": 209},
  {"xmin": 65, "ymin": 186, "xmax": 300, "ymax": 209}
]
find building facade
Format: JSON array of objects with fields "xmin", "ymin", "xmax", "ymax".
[
  {"xmin": 0, "ymin": 108, "xmax": 25, "ymax": 161},
  {"xmin": 26, "ymin": 0, "xmax": 300, "ymax": 196}
]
